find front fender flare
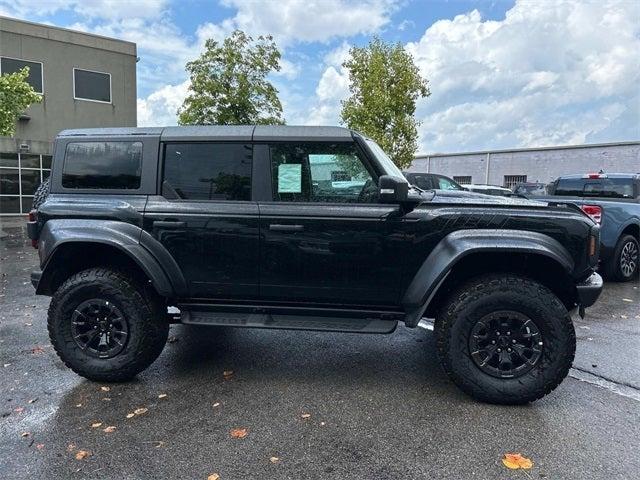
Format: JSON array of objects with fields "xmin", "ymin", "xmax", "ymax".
[
  {"xmin": 401, "ymin": 229, "xmax": 575, "ymax": 327},
  {"xmin": 36, "ymin": 219, "xmax": 187, "ymax": 297}
]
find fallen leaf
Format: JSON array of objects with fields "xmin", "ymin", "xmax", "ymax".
[
  {"xmin": 134, "ymin": 408, "xmax": 148, "ymax": 415},
  {"xmin": 36, "ymin": 444, "xmax": 45, "ymax": 450},
  {"xmin": 30, "ymin": 346, "xmax": 45, "ymax": 354},
  {"xmin": 270, "ymin": 456, "xmax": 279, "ymax": 463},
  {"xmin": 3, "ymin": 363, "xmax": 11, "ymax": 367},
  {"xmin": 320, "ymin": 422, "xmax": 326, "ymax": 426},
  {"xmin": 102, "ymin": 398, "xmax": 111, "ymax": 402},
  {"xmin": 207, "ymin": 474, "xmax": 220, "ymax": 480},
  {"xmin": 502, "ymin": 453, "xmax": 533, "ymax": 470},
  {"xmin": 103, "ymin": 426, "xmax": 116, "ymax": 433},
  {"xmin": 14, "ymin": 407, "xmax": 24, "ymax": 413},
  {"xmin": 28, "ymin": 398, "xmax": 38, "ymax": 404},
  {"xmin": 100, "ymin": 386, "xmax": 110, "ymax": 392},
  {"xmin": 21, "ymin": 432, "xmax": 30, "ymax": 437},
  {"xmin": 223, "ymin": 370, "xmax": 234, "ymax": 379},
  {"xmin": 158, "ymin": 394, "xmax": 167, "ymax": 399},
  {"xmin": 75, "ymin": 450, "xmax": 91, "ymax": 460},
  {"xmin": 67, "ymin": 444, "xmax": 76, "ymax": 452},
  {"xmin": 126, "ymin": 413, "xmax": 135, "ymax": 419},
  {"xmin": 91, "ymin": 422, "xmax": 103, "ymax": 428},
  {"xmin": 622, "ymin": 298, "xmax": 633, "ymax": 303},
  {"xmin": 75, "ymin": 404, "xmax": 83, "ymax": 408},
  {"xmin": 213, "ymin": 402, "xmax": 220, "ymax": 408},
  {"xmin": 154, "ymin": 441, "xmax": 165, "ymax": 448},
  {"xmin": 301, "ymin": 413, "xmax": 311, "ymax": 419},
  {"xmin": 230, "ymin": 428, "xmax": 248, "ymax": 438}
]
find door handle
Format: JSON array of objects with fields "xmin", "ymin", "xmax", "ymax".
[
  {"xmin": 153, "ymin": 220, "xmax": 186, "ymax": 229},
  {"xmin": 269, "ymin": 224, "xmax": 304, "ymax": 232}
]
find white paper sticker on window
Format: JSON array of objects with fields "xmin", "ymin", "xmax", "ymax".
[{"xmin": 278, "ymin": 164, "xmax": 302, "ymax": 193}]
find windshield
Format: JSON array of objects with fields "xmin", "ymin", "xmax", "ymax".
[{"xmin": 364, "ymin": 139, "xmax": 405, "ymax": 179}]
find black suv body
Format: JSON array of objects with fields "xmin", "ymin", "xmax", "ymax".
[{"xmin": 28, "ymin": 126, "xmax": 603, "ymax": 404}]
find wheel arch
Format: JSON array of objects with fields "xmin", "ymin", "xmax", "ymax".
[{"xmin": 402, "ymin": 229, "xmax": 576, "ymax": 327}]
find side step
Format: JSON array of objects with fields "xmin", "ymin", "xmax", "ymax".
[{"xmin": 180, "ymin": 310, "xmax": 397, "ymax": 334}]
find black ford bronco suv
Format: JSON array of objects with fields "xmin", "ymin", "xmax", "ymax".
[{"xmin": 28, "ymin": 126, "xmax": 603, "ymax": 404}]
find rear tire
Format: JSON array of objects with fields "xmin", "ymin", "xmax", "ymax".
[
  {"xmin": 604, "ymin": 234, "xmax": 639, "ymax": 282},
  {"xmin": 48, "ymin": 268, "xmax": 169, "ymax": 382},
  {"xmin": 435, "ymin": 274, "xmax": 575, "ymax": 405}
]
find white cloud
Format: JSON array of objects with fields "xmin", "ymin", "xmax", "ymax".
[
  {"xmin": 406, "ymin": 0, "xmax": 640, "ymax": 153},
  {"xmin": 201, "ymin": 0, "xmax": 396, "ymax": 47},
  {"xmin": 137, "ymin": 80, "xmax": 189, "ymax": 127}
]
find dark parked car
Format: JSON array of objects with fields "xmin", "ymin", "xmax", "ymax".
[
  {"xmin": 402, "ymin": 172, "xmax": 464, "ymax": 191},
  {"xmin": 526, "ymin": 173, "xmax": 639, "ymax": 282},
  {"xmin": 28, "ymin": 126, "xmax": 603, "ymax": 404}
]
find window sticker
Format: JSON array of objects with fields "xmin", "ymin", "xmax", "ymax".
[{"xmin": 278, "ymin": 164, "xmax": 302, "ymax": 193}]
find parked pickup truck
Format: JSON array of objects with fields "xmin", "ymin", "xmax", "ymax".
[
  {"xmin": 523, "ymin": 173, "xmax": 639, "ymax": 282},
  {"xmin": 27, "ymin": 126, "xmax": 603, "ymax": 404}
]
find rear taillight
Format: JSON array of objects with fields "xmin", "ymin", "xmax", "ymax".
[{"xmin": 581, "ymin": 204, "xmax": 602, "ymax": 224}]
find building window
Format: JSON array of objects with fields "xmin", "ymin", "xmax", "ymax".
[
  {"xmin": 62, "ymin": 142, "xmax": 142, "ymax": 189},
  {"xmin": 0, "ymin": 57, "xmax": 44, "ymax": 93},
  {"xmin": 0, "ymin": 152, "xmax": 50, "ymax": 216},
  {"xmin": 453, "ymin": 176, "xmax": 472, "ymax": 184},
  {"xmin": 504, "ymin": 175, "xmax": 527, "ymax": 189},
  {"xmin": 73, "ymin": 68, "xmax": 111, "ymax": 103}
]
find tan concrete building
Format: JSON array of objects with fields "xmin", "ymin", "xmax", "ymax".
[{"xmin": 0, "ymin": 16, "xmax": 137, "ymax": 214}]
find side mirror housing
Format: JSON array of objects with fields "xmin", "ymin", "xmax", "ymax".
[{"xmin": 379, "ymin": 175, "xmax": 409, "ymax": 204}]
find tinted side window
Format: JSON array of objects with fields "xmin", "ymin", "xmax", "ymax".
[
  {"xmin": 270, "ymin": 142, "xmax": 376, "ymax": 203},
  {"xmin": 163, "ymin": 143, "xmax": 252, "ymax": 201},
  {"xmin": 554, "ymin": 178, "xmax": 586, "ymax": 196},
  {"xmin": 62, "ymin": 142, "xmax": 142, "ymax": 189}
]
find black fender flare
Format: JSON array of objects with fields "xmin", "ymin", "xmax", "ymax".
[
  {"xmin": 401, "ymin": 229, "xmax": 575, "ymax": 327},
  {"xmin": 36, "ymin": 219, "xmax": 187, "ymax": 297}
]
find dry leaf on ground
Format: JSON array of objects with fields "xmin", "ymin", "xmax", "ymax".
[
  {"xmin": 158, "ymin": 394, "xmax": 167, "ymax": 399},
  {"xmin": 36, "ymin": 444, "xmax": 45, "ymax": 450},
  {"xmin": 30, "ymin": 346, "xmax": 45, "ymax": 354},
  {"xmin": 213, "ymin": 402, "xmax": 220, "ymax": 408},
  {"xmin": 21, "ymin": 432, "xmax": 30, "ymax": 437},
  {"xmin": 126, "ymin": 413, "xmax": 135, "ymax": 418},
  {"xmin": 207, "ymin": 474, "xmax": 220, "ymax": 480},
  {"xmin": 230, "ymin": 428, "xmax": 248, "ymax": 438},
  {"xmin": 134, "ymin": 408, "xmax": 148, "ymax": 415},
  {"xmin": 103, "ymin": 426, "xmax": 116, "ymax": 433},
  {"xmin": 301, "ymin": 413, "xmax": 311, "ymax": 419},
  {"xmin": 75, "ymin": 450, "xmax": 91, "ymax": 460},
  {"xmin": 91, "ymin": 422, "xmax": 102, "ymax": 428},
  {"xmin": 270, "ymin": 457, "xmax": 279, "ymax": 463},
  {"xmin": 223, "ymin": 370, "xmax": 234, "ymax": 379},
  {"xmin": 502, "ymin": 453, "xmax": 533, "ymax": 470},
  {"xmin": 100, "ymin": 386, "xmax": 110, "ymax": 392}
]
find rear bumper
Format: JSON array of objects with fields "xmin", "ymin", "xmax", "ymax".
[
  {"xmin": 31, "ymin": 270, "xmax": 42, "ymax": 290},
  {"xmin": 576, "ymin": 272, "xmax": 603, "ymax": 308}
]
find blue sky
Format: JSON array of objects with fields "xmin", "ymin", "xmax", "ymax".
[{"xmin": 1, "ymin": 0, "xmax": 638, "ymax": 153}]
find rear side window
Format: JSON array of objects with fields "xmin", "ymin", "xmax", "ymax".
[
  {"xmin": 162, "ymin": 143, "xmax": 252, "ymax": 201},
  {"xmin": 62, "ymin": 142, "xmax": 142, "ymax": 189}
]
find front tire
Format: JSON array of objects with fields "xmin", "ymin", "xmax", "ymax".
[
  {"xmin": 435, "ymin": 274, "xmax": 575, "ymax": 404},
  {"xmin": 48, "ymin": 268, "xmax": 169, "ymax": 382}
]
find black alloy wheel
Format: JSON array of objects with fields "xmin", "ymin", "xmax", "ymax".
[
  {"xmin": 71, "ymin": 298, "xmax": 129, "ymax": 358},
  {"xmin": 469, "ymin": 310, "xmax": 543, "ymax": 378}
]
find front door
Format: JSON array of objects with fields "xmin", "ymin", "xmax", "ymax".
[
  {"xmin": 257, "ymin": 141, "xmax": 414, "ymax": 307},
  {"xmin": 144, "ymin": 142, "xmax": 259, "ymax": 299}
]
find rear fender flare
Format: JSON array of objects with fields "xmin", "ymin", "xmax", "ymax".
[
  {"xmin": 37, "ymin": 219, "xmax": 187, "ymax": 297},
  {"xmin": 401, "ymin": 229, "xmax": 575, "ymax": 327}
]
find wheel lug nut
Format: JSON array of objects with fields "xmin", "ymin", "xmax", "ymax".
[
  {"xmin": 491, "ymin": 340, "xmax": 496, "ymax": 344},
  {"xmin": 512, "ymin": 339, "xmax": 516, "ymax": 344},
  {"xmin": 507, "ymin": 348, "xmax": 512, "ymax": 352},
  {"xmin": 497, "ymin": 348, "xmax": 502, "ymax": 352},
  {"xmin": 506, "ymin": 331, "xmax": 511, "ymax": 335}
]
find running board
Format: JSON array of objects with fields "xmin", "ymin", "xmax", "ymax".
[{"xmin": 180, "ymin": 310, "xmax": 397, "ymax": 333}]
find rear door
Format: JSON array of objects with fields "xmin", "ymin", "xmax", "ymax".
[
  {"xmin": 255, "ymin": 140, "xmax": 414, "ymax": 307},
  {"xmin": 143, "ymin": 141, "xmax": 259, "ymax": 299}
]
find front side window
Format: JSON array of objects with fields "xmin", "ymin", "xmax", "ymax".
[
  {"xmin": 436, "ymin": 176, "xmax": 462, "ymax": 190},
  {"xmin": 163, "ymin": 143, "xmax": 252, "ymax": 201},
  {"xmin": 74, "ymin": 68, "xmax": 111, "ymax": 103},
  {"xmin": 62, "ymin": 142, "xmax": 142, "ymax": 189},
  {"xmin": 270, "ymin": 142, "xmax": 376, "ymax": 203},
  {"xmin": 1, "ymin": 57, "xmax": 43, "ymax": 93}
]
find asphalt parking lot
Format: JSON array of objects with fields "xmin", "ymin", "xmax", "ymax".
[{"xmin": 1, "ymin": 217, "xmax": 639, "ymax": 480}]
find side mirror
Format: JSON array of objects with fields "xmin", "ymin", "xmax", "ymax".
[{"xmin": 379, "ymin": 175, "xmax": 409, "ymax": 204}]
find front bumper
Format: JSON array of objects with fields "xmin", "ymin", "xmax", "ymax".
[
  {"xmin": 31, "ymin": 270, "xmax": 42, "ymax": 290},
  {"xmin": 576, "ymin": 272, "xmax": 603, "ymax": 309}
]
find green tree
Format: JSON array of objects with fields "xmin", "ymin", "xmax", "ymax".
[
  {"xmin": 178, "ymin": 30, "xmax": 285, "ymax": 125},
  {"xmin": 340, "ymin": 37, "xmax": 430, "ymax": 169},
  {"xmin": 0, "ymin": 67, "xmax": 42, "ymax": 137}
]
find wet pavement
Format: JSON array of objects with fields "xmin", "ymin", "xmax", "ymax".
[{"xmin": 1, "ymin": 217, "xmax": 639, "ymax": 479}]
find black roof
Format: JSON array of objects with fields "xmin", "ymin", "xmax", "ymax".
[{"xmin": 57, "ymin": 125, "xmax": 354, "ymax": 142}]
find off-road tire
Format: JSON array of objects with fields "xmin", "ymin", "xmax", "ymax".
[
  {"xmin": 48, "ymin": 268, "xmax": 169, "ymax": 382},
  {"xmin": 435, "ymin": 274, "xmax": 575, "ymax": 405},
  {"xmin": 32, "ymin": 178, "xmax": 50, "ymax": 210},
  {"xmin": 604, "ymin": 234, "xmax": 639, "ymax": 282}
]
